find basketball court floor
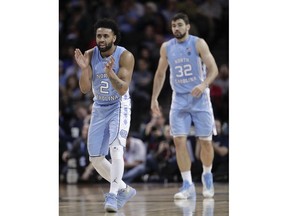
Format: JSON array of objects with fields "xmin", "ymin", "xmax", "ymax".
[{"xmin": 59, "ymin": 182, "xmax": 229, "ymax": 215}]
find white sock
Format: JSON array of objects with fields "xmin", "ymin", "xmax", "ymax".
[
  {"xmin": 109, "ymin": 143, "xmax": 125, "ymax": 195},
  {"xmin": 90, "ymin": 156, "xmax": 126, "ymax": 190},
  {"xmin": 181, "ymin": 171, "xmax": 192, "ymax": 184},
  {"xmin": 203, "ymin": 165, "xmax": 212, "ymax": 174},
  {"xmin": 110, "ymin": 158, "xmax": 125, "ymax": 195}
]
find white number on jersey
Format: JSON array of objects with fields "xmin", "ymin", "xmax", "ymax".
[
  {"xmin": 100, "ymin": 81, "xmax": 109, "ymax": 94},
  {"xmin": 175, "ymin": 64, "xmax": 193, "ymax": 77}
]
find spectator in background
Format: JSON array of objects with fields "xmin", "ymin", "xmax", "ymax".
[
  {"xmin": 65, "ymin": 74, "xmax": 83, "ymax": 103},
  {"xmin": 177, "ymin": 0, "xmax": 198, "ymax": 21},
  {"xmin": 62, "ymin": 124, "xmax": 90, "ymax": 182},
  {"xmin": 142, "ymin": 110, "xmax": 166, "ymax": 153},
  {"xmin": 59, "ymin": 60, "xmax": 67, "ymax": 91},
  {"xmin": 211, "ymin": 119, "xmax": 229, "ymax": 181},
  {"xmin": 65, "ymin": 57, "xmax": 81, "ymax": 80},
  {"xmin": 152, "ymin": 125, "xmax": 178, "ymax": 182},
  {"xmin": 122, "ymin": 135, "xmax": 147, "ymax": 183},
  {"xmin": 69, "ymin": 104, "xmax": 89, "ymax": 137},
  {"xmin": 95, "ymin": 0, "xmax": 119, "ymax": 20},
  {"xmin": 195, "ymin": 119, "xmax": 228, "ymax": 181},
  {"xmin": 161, "ymin": 0, "xmax": 179, "ymax": 26},
  {"xmin": 197, "ymin": 0, "xmax": 223, "ymax": 46},
  {"xmin": 116, "ymin": 0, "xmax": 140, "ymax": 34},
  {"xmin": 130, "ymin": 58, "xmax": 153, "ymax": 131},
  {"xmin": 211, "ymin": 63, "xmax": 229, "ymax": 122},
  {"xmin": 213, "ymin": 63, "xmax": 229, "ymax": 96}
]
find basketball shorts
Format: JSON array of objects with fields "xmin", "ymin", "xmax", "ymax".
[
  {"xmin": 87, "ymin": 99, "xmax": 131, "ymax": 156},
  {"xmin": 169, "ymin": 92, "xmax": 216, "ymax": 137}
]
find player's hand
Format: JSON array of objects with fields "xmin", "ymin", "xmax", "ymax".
[
  {"xmin": 151, "ymin": 99, "xmax": 161, "ymax": 117},
  {"xmin": 104, "ymin": 56, "xmax": 115, "ymax": 74},
  {"xmin": 191, "ymin": 83, "xmax": 206, "ymax": 97},
  {"xmin": 74, "ymin": 49, "xmax": 90, "ymax": 69}
]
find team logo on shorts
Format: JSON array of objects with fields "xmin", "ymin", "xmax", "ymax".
[{"xmin": 120, "ymin": 129, "xmax": 128, "ymax": 138}]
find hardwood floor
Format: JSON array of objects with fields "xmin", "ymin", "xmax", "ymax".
[{"xmin": 59, "ymin": 182, "xmax": 229, "ymax": 216}]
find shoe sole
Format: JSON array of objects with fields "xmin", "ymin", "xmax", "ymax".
[
  {"xmin": 203, "ymin": 191, "xmax": 214, "ymax": 198},
  {"xmin": 174, "ymin": 194, "xmax": 195, "ymax": 200},
  {"xmin": 105, "ymin": 205, "xmax": 117, "ymax": 212},
  {"xmin": 117, "ymin": 189, "xmax": 136, "ymax": 209}
]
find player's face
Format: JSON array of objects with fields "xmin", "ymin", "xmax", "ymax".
[
  {"xmin": 96, "ymin": 28, "xmax": 116, "ymax": 52},
  {"xmin": 171, "ymin": 19, "xmax": 189, "ymax": 39}
]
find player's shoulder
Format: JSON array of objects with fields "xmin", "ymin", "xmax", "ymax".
[
  {"xmin": 195, "ymin": 37, "xmax": 209, "ymax": 52},
  {"xmin": 121, "ymin": 49, "xmax": 134, "ymax": 60},
  {"xmin": 119, "ymin": 47, "xmax": 135, "ymax": 64},
  {"xmin": 82, "ymin": 48, "xmax": 94, "ymax": 62},
  {"xmin": 85, "ymin": 47, "xmax": 95, "ymax": 54},
  {"xmin": 161, "ymin": 40, "xmax": 171, "ymax": 50},
  {"xmin": 194, "ymin": 36, "xmax": 207, "ymax": 46},
  {"xmin": 84, "ymin": 47, "xmax": 95, "ymax": 57}
]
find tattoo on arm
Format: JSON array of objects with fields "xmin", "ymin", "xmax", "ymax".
[{"xmin": 110, "ymin": 76, "xmax": 124, "ymax": 90}]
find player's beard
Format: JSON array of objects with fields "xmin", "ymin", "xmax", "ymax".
[
  {"xmin": 173, "ymin": 31, "xmax": 187, "ymax": 40},
  {"xmin": 97, "ymin": 41, "xmax": 113, "ymax": 52}
]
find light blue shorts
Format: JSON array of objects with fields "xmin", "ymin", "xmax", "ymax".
[
  {"xmin": 87, "ymin": 99, "xmax": 131, "ymax": 156},
  {"xmin": 169, "ymin": 92, "xmax": 216, "ymax": 137}
]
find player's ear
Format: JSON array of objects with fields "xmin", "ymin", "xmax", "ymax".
[
  {"xmin": 113, "ymin": 35, "xmax": 116, "ymax": 43},
  {"xmin": 187, "ymin": 24, "xmax": 191, "ymax": 31}
]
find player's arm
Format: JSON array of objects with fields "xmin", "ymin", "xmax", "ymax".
[
  {"xmin": 151, "ymin": 42, "xmax": 169, "ymax": 116},
  {"xmin": 75, "ymin": 48, "xmax": 93, "ymax": 94},
  {"xmin": 191, "ymin": 39, "xmax": 218, "ymax": 97},
  {"xmin": 196, "ymin": 38, "xmax": 218, "ymax": 88},
  {"xmin": 106, "ymin": 50, "xmax": 135, "ymax": 96}
]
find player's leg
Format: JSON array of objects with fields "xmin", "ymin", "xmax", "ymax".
[
  {"xmin": 174, "ymin": 136, "xmax": 192, "ymax": 183},
  {"xmin": 87, "ymin": 107, "xmax": 126, "ymax": 212},
  {"xmin": 108, "ymin": 101, "xmax": 136, "ymax": 211},
  {"xmin": 198, "ymin": 137, "xmax": 215, "ymax": 198},
  {"xmin": 101, "ymin": 139, "xmax": 124, "ymax": 212},
  {"xmin": 170, "ymin": 108, "xmax": 196, "ymax": 199},
  {"xmin": 193, "ymin": 111, "xmax": 216, "ymax": 198},
  {"xmin": 87, "ymin": 108, "xmax": 127, "ymax": 189}
]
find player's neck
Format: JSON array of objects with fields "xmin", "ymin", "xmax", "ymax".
[
  {"xmin": 101, "ymin": 45, "xmax": 116, "ymax": 58},
  {"xmin": 176, "ymin": 34, "xmax": 189, "ymax": 43}
]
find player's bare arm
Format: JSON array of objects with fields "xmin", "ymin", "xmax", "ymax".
[
  {"xmin": 191, "ymin": 39, "xmax": 218, "ymax": 97},
  {"xmin": 151, "ymin": 42, "xmax": 169, "ymax": 116},
  {"xmin": 75, "ymin": 48, "xmax": 93, "ymax": 94},
  {"xmin": 105, "ymin": 50, "xmax": 135, "ymax": 96}
]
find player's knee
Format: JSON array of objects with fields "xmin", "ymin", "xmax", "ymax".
[
  {"xmin": 110, "ymin": 139, "xmax": 124, "ymax": 160},
  {"xmin": 89, "ymin": 156, "xmax": 105, "ymax": 169},
  {"xmin": 198, "ymin": 136, "xmax": 213, "ymax": 151},
  {"xmin": 173, "ymin": 136, "xmax": 187, "ymax": 150},
  {"xmin": 198, "ymin": 135, "xmax": 212, "ymax": 141}
]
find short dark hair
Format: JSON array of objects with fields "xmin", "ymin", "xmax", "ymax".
[
  {"xmin": 172, "ymin": 13, "xmax": 190, "ymax": 25},
  {"xmin": 94, "ymin": 18, "xmax": 121, "ymax": 45}
]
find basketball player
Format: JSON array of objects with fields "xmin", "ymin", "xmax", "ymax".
[
  {"xmin": 151, "ymin": 13, "xmax": 218, "ymax": 199},
  {"xmin": 74, "ymin": 18, "xmax": 136, "ymax": 212}
]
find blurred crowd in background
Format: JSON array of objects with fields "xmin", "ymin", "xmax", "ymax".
[{"xmin": 59, "ymin": 0, "xmax": 229, "ymax": 184}]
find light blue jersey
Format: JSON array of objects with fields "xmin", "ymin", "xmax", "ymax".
[
  {"xmin": 166, "ymin": 35, "xmax": 216, "ymax": 137},
  {"xmin": 88, "ymin": 46, "xmax": 131, "ymax": 156},
  {"xmin": 166, "ymin": 35, "xmax": 206, "ymax": 94},
  {"xmin": 91, "ymin": 46, "xmax": 130, "ymax": 106}
]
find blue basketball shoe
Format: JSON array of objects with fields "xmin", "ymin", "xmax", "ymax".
[
  {"xmin": 117, "ymin": 185, "xmax": 136, "ymax": 210},
  {"xmin": 174, "ymin": 180, "xmax": 196, "ymax": 199},
  {"xmin": 202, "ymin": 173, "xmax": 214, "ymax": 198},
  {"xmin": 104, "ymin": 193, "xmax": 118, "ymax": 212}
]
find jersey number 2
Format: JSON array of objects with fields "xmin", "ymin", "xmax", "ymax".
[{"xmin": 100, "ymin": 81, "xmax": 109, "ymax": 94}]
